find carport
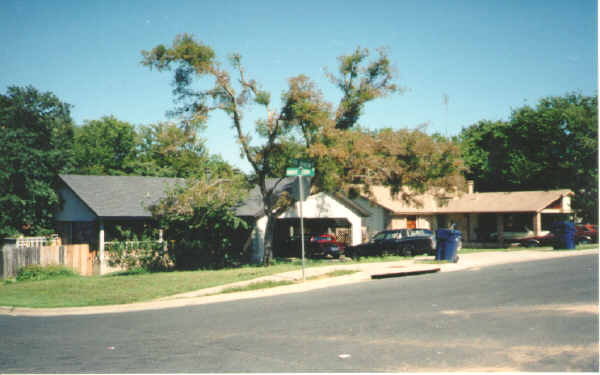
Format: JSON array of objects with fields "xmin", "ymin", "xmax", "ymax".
[
  {"xmin": 273, "ymin": 217, "xmax": 352, "ymax": 258},
  {"xmin": 238, "ymin": 188, "xmax": 371, "ymax": 262},
  {"xmin": 436, "ymin": 189, "xmax": 574, "ymax": 246}
]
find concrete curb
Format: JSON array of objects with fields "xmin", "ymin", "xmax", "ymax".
[
  {"xmin": 371, "ymin": 267, "xmax": 441, "ymax": 279},
  {"xmin": 1, "ymin": 249, "xmax": 597, "ymax": 317}
]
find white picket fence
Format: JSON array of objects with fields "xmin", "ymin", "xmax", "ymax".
[{"xmin": 13, "ymin": 235, "xmax": 60, "ymax": 248}]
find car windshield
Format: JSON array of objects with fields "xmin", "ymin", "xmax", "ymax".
[
  {"xmin": 409, "ymin": 229, "xmax": 433, "ymax": 237},
  {"xmin": 372, "ymin": 231, "xmax": 404, "ymax": 241},
  {"xmin": 389, "ymin": 231, "xmax": 404, "ymax": 239}
]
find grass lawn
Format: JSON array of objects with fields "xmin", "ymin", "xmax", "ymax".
[
  {"xmin": 1, "ymin": 245, "xmax": 596, "ymax": 309},
  {"xmin": 0, "ymin": 258, "xmax": 357, "ymax": 308}
]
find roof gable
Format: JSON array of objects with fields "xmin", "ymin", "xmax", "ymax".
[{"xmin": 59, "ymin": 174, "xmax": 185, "ymax": 219}]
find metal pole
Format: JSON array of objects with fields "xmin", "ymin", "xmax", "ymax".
[{"xmin": 299, "ymin": 173, "xmax": 306, "ymax": 281}]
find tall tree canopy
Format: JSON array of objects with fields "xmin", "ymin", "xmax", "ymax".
[
  {"xmin": 0, "ymin": 86, "xmax": 75, "ymax": 236},
  {"xmin": 130, "ymin": 122, "xmax": 236, "ymax": 179},
  {"xmin": 281, "ymin": 74, "xmax": 464, "ymax": 197},
  {"xmin": 72, "ymin": 116, "xmax": 138, "ymax": 175},
  {"xmin": 142, "ymin": 35, "xmax": 407, "ymax": 264},
  {"xmin": 326, "ymin": 47, "xmax": 401, "ymax": 130},
  {"xmin": 142, "ymin": 34, "xmax": 464, "ymax": 264},
  {"xmin": 143, "ymin": 34, "xmax": 304, "ymax": 264},
  {"xmin": 458, "ymin": 93, "xmax": 598, "ymax": 223},
  {"xmin": 72, "ymin": 118, "xmax": 239, "ymax": 180}
]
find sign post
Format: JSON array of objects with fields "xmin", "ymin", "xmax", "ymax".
[{"xmin": 286, "ymin": 166, "xmax": 314, "ymax": 282}]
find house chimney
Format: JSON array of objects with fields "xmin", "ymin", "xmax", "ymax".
[{"xmin": 467, "ymin": 180, "xmax": 474, "ymax": 195}]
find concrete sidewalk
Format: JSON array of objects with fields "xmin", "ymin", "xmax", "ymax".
[{"xmin": 1, "ymin": 249, "xmax": 597, "ymax": 317}]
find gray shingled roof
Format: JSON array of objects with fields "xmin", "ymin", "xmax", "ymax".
[
  {"xmin": 235, "ymin": 177, "xmax": 298, "ymax": 217},
  {"xmin": 59, "ymin": 174, "xmax": 185, "ymax": 218},
  {"xmin": 235, "ymin": 177, "xmax": 371, "ymax": 218}
]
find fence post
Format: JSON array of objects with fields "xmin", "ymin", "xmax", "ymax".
[{"xmin": 0, "ymin": 244, "xmax": 4, "ymax": 279}]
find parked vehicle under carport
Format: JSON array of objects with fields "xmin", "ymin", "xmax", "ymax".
[
  {"xmin": 308, "ymin": 234, "xmax": 345, "ymax": 259},
  {"xmin": 489, "ymin": 223, "xmax": 595, "ymax": 247},
  {"xmin": 489, "ymin": 226, "xmax": 553, "ymax": 247},
  {"xmin": 575, "ymin": 224, "xmax": 598, "ymax": 244}
]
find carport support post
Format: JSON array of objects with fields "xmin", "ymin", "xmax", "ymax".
[
  {"xmin": 496, "ymin": 214, "xmax": 504, "ymax": 247},
  {"xmin": 533, "ymin": 212, "xmax": 542, "ymax": 237},
  {"xmin": 299, "ymin": 175, "xmax": 306, "ymax": 282},
  {"xmin": 99, "ymin": 220, "xmax": 105, "ymax": 275}
]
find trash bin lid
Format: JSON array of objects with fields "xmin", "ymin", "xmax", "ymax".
[
  {"xmin": 551, "ymin": 221, "xmax": 576, "ymax": 233},
  {"xmin": 436, "ymin": 229, "xmax": 451, "ymax": 239}
]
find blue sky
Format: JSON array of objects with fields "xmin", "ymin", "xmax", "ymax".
[{"xmin": 1, "ymin": 0, "xmax": 597, "ymax": 172}]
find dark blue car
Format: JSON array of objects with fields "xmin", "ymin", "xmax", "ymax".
[{"xmin": 346, "ymin": 229, "xmax": 436, "ymax": 258}]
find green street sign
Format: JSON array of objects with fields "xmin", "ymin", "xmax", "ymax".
[
  {"xmin": 290, "ymin": 158, "xmax": 314, "ymax": 170},
  {"xmin": 286, "ymin": 167, "xmax": 315, "ymax": 177}
]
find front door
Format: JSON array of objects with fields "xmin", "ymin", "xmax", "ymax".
[{"xmin": 407, "ymin": 216, "xmax": 417, "ymax": 229}]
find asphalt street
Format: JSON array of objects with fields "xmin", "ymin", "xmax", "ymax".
[{"xmin": 1, "ymin": 254, "xmax": 598, "ymax": 372}]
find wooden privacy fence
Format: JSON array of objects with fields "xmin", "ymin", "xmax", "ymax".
[{"xmin": 0, "ymin": 244, "xmax": 99, "ymax": 278}]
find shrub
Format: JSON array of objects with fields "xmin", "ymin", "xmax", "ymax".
[
  {"xmin": 150, "ymin": 177, "xmax": 251, "ymax": 270},
  {"xmin": 106, "ymin": 240, "xmax": 171, "ymax": 272},
  {"xmin": 16, "ymin": 265, "xmax": 78, "ymax": 282}
]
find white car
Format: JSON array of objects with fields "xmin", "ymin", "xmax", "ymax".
[{"xmin": 489, "ymin": 226, "xmax": 551, "ymax": 246}]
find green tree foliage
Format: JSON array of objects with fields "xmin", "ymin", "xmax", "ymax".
[
  {"xmin": 130, "ymin": 122, "xmax": 210, "ymax": 178},
  {"xmin": 142, "ymin": 34, "xmax": 462, "ymax": 264},
  {"xmin": 308, "ymin": 126, "xmax": 465, "ymax": 199},
  {"xmin": 142, "ymin": 34, "xmax": 304, "ymax": 265},
  {"xmin": 72, "ymin": 116, "xmax": 137, "ymax": 175},
  {"xmin": 149, "ymin": 176, "xmax": 249, "ymax": 269},
  {"xmin": 0, "ymin": 86, "xmax": 75, "ymax": 237},
  {"xmin": 281, "ymin": 74, "xmax": 464, "ymax": 198},
  {"xmin": 72, "ymin": 118, "xmax": 240, "ymax": 181},
  {"xmin": 326, "ymin": 47, "xmax": 402, "ymax": 130},
  {"xmin": 458, "ymin": 93, "xmax": 598, "ymax": 223}
]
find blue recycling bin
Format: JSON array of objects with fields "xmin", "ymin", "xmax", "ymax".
[
  {"xmin": 550, "ymin": 221, "xmax": 576, "ymax": 250},
  {"xmin": 436, "ymin": 229, "xmax": 461, "ymax": 262}
]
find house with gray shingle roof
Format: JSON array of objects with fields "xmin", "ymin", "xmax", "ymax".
[
  {"xmin": 55, "ymin": 174, "xmax": 370, "ymax": 265},
  {"xmin": 55, "ymin": 174, "xmax": 185, "ymax": 270}
]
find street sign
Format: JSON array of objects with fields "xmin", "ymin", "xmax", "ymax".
[
  {"xmin": 286, "ymin": 167, "xmax": 315, "ymax": 177},
  {"xmin": 285, "ymin": 164, "xmax": 315, "ymax": 282},
  {"xmin": 290, "ymin": 158, "xmax": 314, "ymax": 170}
]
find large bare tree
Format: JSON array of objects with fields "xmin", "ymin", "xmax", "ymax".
[{"xmin": 142, "ymin": 35, "xmax": 407, "ymax": 264}]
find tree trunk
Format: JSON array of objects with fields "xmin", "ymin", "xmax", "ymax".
[{"xmin": 263, "ymin": 214, "xmax": 275, "ymax": 266}]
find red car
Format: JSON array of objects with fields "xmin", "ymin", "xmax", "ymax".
[
  {"xmin": 308, "ymin": 234, "xmax": 345, "ymax": 259},
  {"xmin": 576, "ymin": 224, "xmax": 598, "ymax": 244}
]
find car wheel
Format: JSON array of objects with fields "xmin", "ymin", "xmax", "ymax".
[
  {"xmin": 402, "ymin": 244, "xmax": 415, "ymax": 257},
  {"xmin": 524, "ymin": 240, "xmax": 539, "ymax": 248},
  {"xmin": 577, "ymin": 238, "xmax": 591, "ymax": 245}
]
